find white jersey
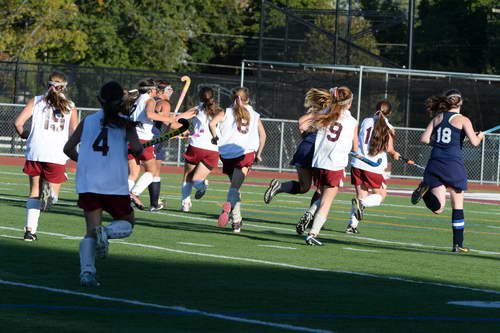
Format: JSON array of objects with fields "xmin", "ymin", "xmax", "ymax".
[
  {"xmin": 76, "ymin": 110, "xmax": 129, "ymax": 195},
  {"xmin": 130, "ymin": 93, "xmax": 154, "ymax": 140},
  {"xmin": 312, "ymin": 110, "xmax": 358, "ymax": 171},
  {"xmin": 351, "ymin": 116, "xmax": 394, "ymax": 174},
  {"xmin": 217, "ymin": 105, "xmax": 260, "ymax": 159},
  {"xmin": 25, "ymin": 95, "xmax": 73, "ymax": 165},
  {"xmin": 189, "ymin": 104, "xmax": 219, "ymax": 152}
]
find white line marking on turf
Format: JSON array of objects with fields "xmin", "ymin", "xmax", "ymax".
[
  {"xmin": 257, "ymin": 244, "xmax": 296, "ymax": 250},
  {"xmin": 343, "ymin": 247, "xmax": 379, "ymax": 253},
  {"xmin": 1, "ymin": 226, "xmax": 500, "ymax": 296},
  {"xmin": 0, "ymin": 280, "xmax": 332, "ymax": 333},
  {"xmin": 448, "ymin": 301, "xmax": 500, "ymax": 308},
  {"xmin": 177, "ymin": 242, "xmax": 214, "ymax": 247}
]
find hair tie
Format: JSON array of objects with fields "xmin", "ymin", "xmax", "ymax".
[
  {"xmin": 329, "ymin": 87, "xmax": 338, "ymax": 98},
  {"xmin": 236, "ymin": 95, "xmax": 243, "ymax": 106}
]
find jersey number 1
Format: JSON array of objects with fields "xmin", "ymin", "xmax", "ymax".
[{"xmin": 92, "ymin": 128, "xmax": 109, "ymax": 156}]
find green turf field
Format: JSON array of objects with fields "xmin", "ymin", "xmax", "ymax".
[{"xmin": 1, "ymin": 164, "xmax": 499, "ymax": 332}]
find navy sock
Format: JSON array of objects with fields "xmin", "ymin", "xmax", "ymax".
[
  {"xmin": 279, "ymin": 181, "xmax": 301, "ymax": 195},
  {"xmin": 310, "ymin": 191, "xmax": 321, "ymax": 206},
  {"xmin": 423, "ymin": 191, "xmax": 440, "ymax": 212},
  {"xmin": 148, "ymin": 181, "xmax": 161, "ymax": 207},
  {"xmin": 452, "ymin": 209, "xmax": 465, "ymax": 247}
]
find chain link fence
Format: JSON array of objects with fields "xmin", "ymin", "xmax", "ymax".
[{"xmin": 1, "ymin": 103, "xmax": 499, "ymax": 184}]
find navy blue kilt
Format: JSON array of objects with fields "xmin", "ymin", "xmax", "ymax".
[{"xmin": 423, "ymin": 159, "xmax": 467, "ymax": 191}]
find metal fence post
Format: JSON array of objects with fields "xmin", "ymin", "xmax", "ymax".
[
  {"xmin": 480, "ymin": 138, "xmax": 485, "ymax": 184},
  {"xmin": 278, "ymin": 121, "xmax": 284, "ymax": 172},
  {"xmin": 497, "ymin": 136, "xmax": 500, "ymax": 186},
  {"xmin": 356, "ymin": 66, "xmax": 363, "ymax": 120},
  {"xmin": 240, "ymin": 61, "xmax": 245, "ymax": 87}
]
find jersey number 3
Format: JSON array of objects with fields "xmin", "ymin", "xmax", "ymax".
[{"xmin": 92, "ymin": 128, "xmax": 109, "ymax": 156}]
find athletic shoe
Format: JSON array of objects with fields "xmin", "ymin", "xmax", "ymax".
[
  {"xmin": 351, "ymin": 198, "xmax": 364, "ymax": 221},
  {"xmin": 345, "ymin": 225, "xmax": 359, "ymax": 234},
  {"xmin": 194, "ymin": 180, "xmax": 208, "ymax": 200},
  {"xmin": 452, "ymin": 245, "xmax": 470, "ymax": 253},
  {"xmin": 411, "ymin": 182, "xmax": 429, "ymax": 205},
  {"xmin": 181, "ymin": 200, "xmax": 191, "ymax": 212},
  {"xmin": 218, "ymin": 202, "xmax": 232, "ymax": 227},
  {"xmin": 95, "ymin": 226, "xmax": 109, "ymax": 259},
  {"xmin": 296, "ymin": 211, "xmax": 314, "ymax": 235},
  {"xmin": 305, "ymin": 234, "xmax": 323, "ymax": 246},
  {"xmin": 232, "ymin": 220, "xmax": 242, "ymax": 233},
  {"xmin": 80, "ymin": 272, "xmax": 100, "ymax": 287},
  {"xmin": 149, "ymin": 203, "xmax": 164, "ymax": 212},
  {"xmin": 130, "ymin": 193, "xmax": 145, "ymax": 210},
  {"xmin": 263, "ymin": 179, "xmax": 281, "ymax": 204},
  {"xmin": 23, "ymin": 231, "xmax": 38, "ymax": 241},
  {"xmin": 40, "ymin": 180, "xmax": 53, "ymax": 212}
]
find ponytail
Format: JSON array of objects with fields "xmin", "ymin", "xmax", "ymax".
[
  {"xmin": 315, "ymin": 86, "xmax": 352, "ymax": 129},
  {"xmin": 232, "ymin": 87, "xmax": 250, "ymax": 128},
  {"xmin": 44, "ymin": 72, "xmax": 73, "ymax": 114},
  {"xmin": 368, "ymin": 100, "xmax": 393, "ymax": 156},
  {"xmin": 425, "ymin": 89, "xmax": 463, "ymax": 118},
  {"xmin": 200, "ymin": 87, "xmax": 223, "ymax": 119}
]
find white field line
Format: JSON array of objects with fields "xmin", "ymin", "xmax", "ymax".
[
  {"xmin": 177, "ymin": 242, "xmax": 214, "ymax": 247},
  {"xmin": 0, "ymin": 280, "xmax": 332, "ymax": 333},
  {"xmin": 448, "ymin": 301, "xmax": 500, "ymax": 308},
  {"xmin": 257, "ymin": 244, "xmax": 297, "ymax": 250},
  {"xmin": 1, "ymin": 226, "xmax": 500, "ymax": 296},
  {"xmin": 343, "ymin": 247, "xmax": 379, "ymax": 253}
]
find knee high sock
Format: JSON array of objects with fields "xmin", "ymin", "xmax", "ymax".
[
  {"xmin": 227, "ymin": 187, "xmax": 241, "ymax": 209},
  {"xmin": 131, "ymin": 172, "xmax": 153, "ymax": 196},
  {"xmin": 25, "ymin": 198, "xmax": 41, "ymax": 233},
  {"xmin": 104, "ymin": 220, "xmax": 133, "ymax": 239},
  {"xmin": 309, "ymin": 213, "xmax": 327, "ymax": 236},
  {"xmin": 79, "ymin": 237, "xmax": 96, "ymax": 276},
  {"xmin": 193, "ymin": 180, "xmax": 207, "ymax": 192},
  {"xmin": 181, "ymin": 182, "xmax": 193, "ymax": 202},
  {"xmin": 310, "ymin": 191, "xmax": 321, "ymax": 206},
  {"xmin": 451, "ymin": 209, "xmax": 465, "ymax": 247},
  {"xmin": 278, "ymin": 181, "xmax": 301, "ymax": 195},
  {"xmin": 423, "ymin": 191, "xmax": 441, "ymax": 212},
  {"xmin": 232, "ymin": 202, "xmax": 242, "ymax": 222},
  {"xmin": 307, "ymin": 199, "xmax": 321, "ymax": 216},
  {"xmin": 148, "ymin": 177, "xmax": 161, "ymax": 207}
]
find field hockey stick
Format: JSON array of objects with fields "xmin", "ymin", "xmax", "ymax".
[
  {"xmin": 483, "ymin": 125, "xmax": 500, "ymax": 134},
  {"xmin": 349, "ymin": 152, "xmax": 382, "ymax": 167},
  {"xmin": 172, "ymin": 128, "xmax": 205, "ymax": 140},
  {"xmin": 142, "ymin": 118, "xmax": 189, "ymax": 148},
  {"xmin": 400, "ymin": 157, "xmax": 426, "ymax": 170},
  {"xmin": 173, "ymin": 76, "xmax": 191, "ymax": 114}
]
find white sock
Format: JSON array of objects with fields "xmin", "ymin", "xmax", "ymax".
[
  {"xmin": 350, "ymin": 215, "xmax": 359, "ymax": 228},
  {"xmin": 227, "ymin": 187, "xmax": 241, "ymax": 208},
  {"xmin": 51, "ymin": 194, "xmax": 58, "ymax": 204},
  {"xmin": 128, "ymin": 179, "xmax": 135, "ymax": 191},
  {"xmin": 193, "ymin": 180, "xmax": 206, "ymax": 192},
  {"xmin": 181, "ymin": 182, "xmax": 193, "ymax": 201},
  {"xmin": 310, "ymin": 213, "xmax": 327, "ymax": 236},
  {"xmin": 131, "ymin": 172, "xmax": 153, "ymax": 196},
  {"xmin": 232, "ymin": 202, "xmax": 242, "ymax": 222},
  {"xmin": 104, "ymin": 220, "xmax": 133, "ymax": 239},
  {"xmin": 307, "ymin": 199, "xmax": 321, "ymax": 215},
  {"xmin": 361, "ymin": 194, "xmax": 382, "ymax": 208},
  {"xmin": 25, "ymin": 198, "xmax": 41, "ymax": 233},
  {"xmin": 79, "ymin": 237, "xmax": 96, "ymax": 276}
]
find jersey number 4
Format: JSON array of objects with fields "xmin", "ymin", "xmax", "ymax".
[{"xmin": 92, "ymin": 128, "xmax": 109, "ymax": 156}]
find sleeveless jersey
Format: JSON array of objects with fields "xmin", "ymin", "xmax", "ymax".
[
  {"xmin": 189, "ymin": 103, "xmax": 219, "ymax": 152},
  {"xmin": 76, "ymin": 110, "xmax": 129, "ymax": 195},
  {"xmin": 312, "ymin": 110, "xmax": 358, "ymax": 171},
  {"xmin": 217, "ymin": 105, "xmax": 260, "ymax": 159},
  {"xmin": 351, "ymin": 116, "xmax": 394, "ymax": 174},
  {"xmin": 130, "ymin": 93, "xmax": 154, "ymax": 140},
  {"xmin": 25, "ymin": 95, "xmax": 73, "ymax": 165},
  {"xmin": 430, "ymin": 112, "xmax": 465, "ymax": 161}
]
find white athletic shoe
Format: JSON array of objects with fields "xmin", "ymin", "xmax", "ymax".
[
  {"xmin": 194, "ymin": 180, "xmax": 208, "ymax": 200},
  {"xmin": 305, "ymin": 234, "xmax": 323, "ymax": 246},
  {"xmin": 95, "ymin": 226, "xmax": 109, "ymax": 259},
  {"xmin": 80, "ymin": 272, "xmax": 100, "ymax": 287}
]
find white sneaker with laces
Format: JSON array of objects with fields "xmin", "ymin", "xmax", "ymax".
[{"xmin": 181, "ymin": 200, "xmax": 192, "ymax": 212}]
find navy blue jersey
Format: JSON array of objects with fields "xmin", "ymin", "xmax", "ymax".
[
  {"xmin": 430, "ymin": 112, "xmax": 466, "ymax": 161},
  {"xmin": 290, "ymin": 131, "xmax": 317, "ymax": 168}
]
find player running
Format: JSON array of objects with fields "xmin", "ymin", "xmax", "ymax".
[
  {"xmin": 346, "ymin": 100, "xmax": 400, "ymax": 234},
  {"xmin": 410, "ymin": 89, "xmax": 484, "ymax": 253},
  {"xmin": 209, "ymin": 87, "xmax": 266, "ymax": 232},
  {"xmin": 301, "ymin": 86, "xmax": 359, "ymax": 246},
  {"xmin": 177, "ymin": 87, "xmax": 223, "ymax": 212},
  {"xmin": 64, "ymin": 81, "xmax": 143, "ymax": 287},
  {"xmin": 14, "ymin": 72, "xmax": 78, "ymax": 241}
]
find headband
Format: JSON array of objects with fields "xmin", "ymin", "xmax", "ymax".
[
  {"xmin": 447, "ymin": 94, "xmax": 462, "ymax": 99},
  {"xmin": 48, "ymin": 81, "xmax": 67, "ymax": 87},
  {"xmin": 139, "ymin": 86, "xmax": 156, "ymax": 90}
]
